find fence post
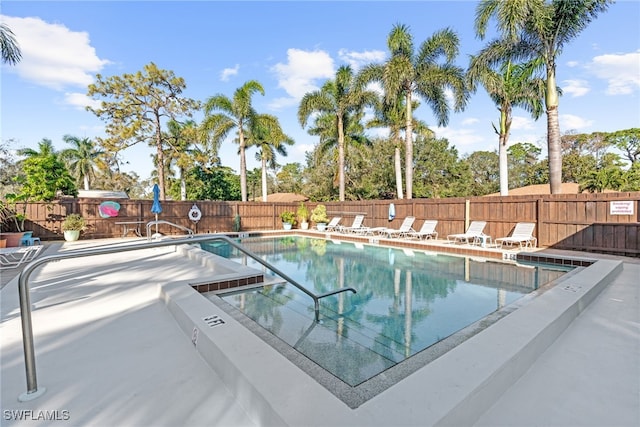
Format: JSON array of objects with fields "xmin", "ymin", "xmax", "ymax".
[
  {"xmin": 465, "ymin": 199, "xmax": 470, "ymax": 231},
  {"xmin": 537, "ymin": 198, "xmax": 544, "ymax": 247}
]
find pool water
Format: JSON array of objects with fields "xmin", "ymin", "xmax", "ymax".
[{"xmin": 201, "ymin": 236, "xmax": 570, "ymax": 387}]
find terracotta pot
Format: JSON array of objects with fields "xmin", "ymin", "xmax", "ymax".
[
  {"xmin": 0, "ymin": 239, "xmax": 6, "ymax": 248},
  {"xmin": 1, "ymin": 232, "xmax": 25, "ymax": 247}
]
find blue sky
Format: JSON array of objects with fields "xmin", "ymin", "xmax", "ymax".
[{"xmin": 2, "ymin": 1, "xmax": 639, "ymax": 182}]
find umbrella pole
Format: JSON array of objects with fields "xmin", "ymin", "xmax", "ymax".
[{"xmin": 155, "ymin": 214, "xmax": 159, "ymax": 236}]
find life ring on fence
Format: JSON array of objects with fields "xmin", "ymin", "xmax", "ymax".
[{"xmin": 188, "ymin": 204, "xmax": 202, "ymax": 222}]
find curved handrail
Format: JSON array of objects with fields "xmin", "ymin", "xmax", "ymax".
[
  {"xmin": 16, "ymin": 234, "xmax": 356, "ymax": 400},
  {"xmin": 146, "ymin": 220, "xmax": 194, "ymax": 239}
]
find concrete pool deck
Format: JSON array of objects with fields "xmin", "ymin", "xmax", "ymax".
[{"xmin": 1, "ymin": 236, "xmax": 638, "ymax": 426}]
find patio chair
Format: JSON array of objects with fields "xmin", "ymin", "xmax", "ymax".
[
  {"xmin": 495, "ymin": 222, "xmax": 537, "ymax": 249},
  {"xmin": 377, "ymin": 216, "xmax": 416, "ymax": 238},
  {"xmin": 0, "ymin": 245, "xmax": 43, "ymax": 269},
  {"xmin": 447, "ymin": 221, "xmax": 487, "ymax": 244},
  {"xmin": 406, "ymin": 220, "xmax": 438, "ymax": 240},
  {"xmin": 20, "ymin": 231, "xmax": 41, "ymax": 246},
  {"xmin": 339, "ymin": 215, "xmax": 370, "ymax": 234},
  {"xmin": 325, "ymin": 217, "xmax": 342, "ymax": 232}
]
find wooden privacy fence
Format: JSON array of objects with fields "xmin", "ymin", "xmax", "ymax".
[{"xmin": 8, "ymin": 192, "xmax": 640, "ymax": 257}]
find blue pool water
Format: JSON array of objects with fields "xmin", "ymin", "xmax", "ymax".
[{"xmin": 202, "ymin": 236, "xmax": 570, "ymax": 387}]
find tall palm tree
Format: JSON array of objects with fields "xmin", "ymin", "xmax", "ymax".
[
  {"xmin": 202, "ymin": 80, "xmax": 265, "ymax": 201},
  {"xmin": 307, "ymin": 109, "xmax": 371, "ymax": 199},
  {"xmin": 298, "ymin": 65, "xmax": 378, "ymax": 201},
  {"xmin": 60, "ymin": 135, "xmax": 105, "ymax": 191},
  {"xmin": 0, "ymin": 23, "xmax": 21, "ymax": 65},
  {"xmin": 248, "ymin": 114, "xmax": 294, "ymax": 202},
  {"xmin": 359, "ymin": 24, "xmax": 469, "ymax": 199},
  {"xmin": 467, "ymin": 56, "xmax": 545, "ymax": 195},
  {"xmin": 366, "ymin": 94, "xmax": 432, "ymax": 199},
  {"xmin": 474, "ymin": 0, "xmax": 612, "ymax": 194}
]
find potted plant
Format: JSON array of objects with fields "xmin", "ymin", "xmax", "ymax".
[
  {"xmin": 311, "ymin": 204, "xmax": 329, "ymax": 231},
  {"xmin": 61, "ymin": 214, "xmax": 86, "ymax": 241},
  {"xmin": 280, "ymin": 211, "xmax": 296, "ymax": 230},
  {"xmin": 296, "ymin": 202, "xmax": 310, "ymax": 230}
]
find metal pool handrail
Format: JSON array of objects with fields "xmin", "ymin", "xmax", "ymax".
[
  {"xmin": 16, "ymin": 234, "xmax": 356, "ymax": 400},
  {"xmin": 145, "ymin": 219, "xmax": 194, "ymax": 239}
]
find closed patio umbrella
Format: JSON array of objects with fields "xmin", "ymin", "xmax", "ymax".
[{"xmin": 151, "ymin": 184, "xmax": 162, "ymax": 237}]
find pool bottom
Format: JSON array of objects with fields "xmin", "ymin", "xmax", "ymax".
[
  {"xmin": 161, "ymin": 255, "xmax": 623, "ymax": 425},
  {"xmin": 206, "ymin": 266, "xmax": 573, "ymax": 409}
]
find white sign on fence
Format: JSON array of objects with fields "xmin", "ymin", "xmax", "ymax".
[{"xmin": 609, "ymin": 201, "xmax": 635, "ymax": 215}]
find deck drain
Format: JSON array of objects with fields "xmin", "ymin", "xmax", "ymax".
[
  {"xmin": 203, "ymin": 314, "xmax": 225, "ymax": 327},
  {"xmin": 562, "ymin": 284, "xmax": 582, "ymax": 292}
]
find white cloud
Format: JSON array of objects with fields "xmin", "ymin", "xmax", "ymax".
[
  {"xmin": 511, "ymin": 115, "xmax": 537, "ymax": 131},
  {"xmin": 63, "ymin": 92, "xmax": 101, "ymax": 110},
  {"xmin": 462, "ymin": 117, "xmax": 479, "ymax": 126},
  {"xmin": 2, "ymin": 15, "xmax": 109, "ymax": 91},
  {"xmin": 271, "ymin": 48, "xmax": 334, "ymax": 102},
  {"xmin": 560, "ymin": 113, "xmax": 593, "ymax": 131},
  {"xmin": 588, "ymin": 50, "xmax": 640, "ymax": 95},
  {"xmin": 435, "ymin": 126, "xmax": 485, "ymax": 147},
  {"xmin": 566, "ymin": 60, "xmax": 580, "ymax": 68},
  {"xmin": 337, "ymin": 48, "xmax": 386, "ymax": 71},
  {"xmin": 220, "ymin": 64, "xmax": 239, "ymax": 82},
  {"xmin": 562, "ymin": 79, "xmax": 590, "ymax": 97}
]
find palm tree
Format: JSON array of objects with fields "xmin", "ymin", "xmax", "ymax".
[
  {"xmin": 467, "ymin": 56, "xmax": 545, "ymax": 195},
  {"xmin": 60, "ymin": 135, "xmax": 105, "ymax": 191},
  {"xmin": 359, "ymin": 24, "xmax": 468, "ymax": 199},
  {"xmin": 248, "ymin": 114, "xmax": 294, "ymax": 202},
  {"xmin": 307, "ymin": 109, "xmax": 371, "ymax": 200},
  {"xmin": 1, "ymin": 23, "xmax": 21, "ymax": 65},
  {"xmin": 366, "ymin": 94, "xmax": 432, "ymax": 199},
  {"xmin": 298, "ymin": 65, "xmax": 378, "ymax": 201},
  {"xmin": 17, "ymin": 139, "xmax": 57, "ymax": 159},
  {"xmin": 202, "ymin": 80, "xmax": 265, "ymax": 201},
  {"xmin": 474, "ymin": 0, "xmax": 613, "ymax": 194}
]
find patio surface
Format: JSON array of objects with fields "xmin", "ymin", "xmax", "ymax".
[{"xmin": 1, "ymin": 236, "xmax": 638, "ymax": 426}]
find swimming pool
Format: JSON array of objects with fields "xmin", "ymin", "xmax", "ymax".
[{"xmin": 201, "ymin": 236, "xmax": 571, "ymax": 389}]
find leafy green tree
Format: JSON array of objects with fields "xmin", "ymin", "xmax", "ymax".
[
  {"xmin": 413, "ymin": 136, "xmax": 472, "ymax": 198},
  {"xmin": 350, "ymin": 136, "xmax": 397, "ymax": 199},
  {"xmin": 579, "ymin": 154, "xmax": 625, "ymax": 193},
  {"xmin": 605, "ymin": 128, "xmax": 640, "ymax": 164},
  {"xmin": 299, "ymin": 65, "xmax": 378, "ymax": 201},
  {"xmin": 621, "ymin": 162, "xmax": 640, "ymax": 191},
  {"xmin": 248, "ymin": 114, "xmax": 294, "ymax": 201},
  {"xmin": 464, "ymin": 150, "xmax": 500, "ymax": 196},
  {"xmin": 475, "ymin": 0, "xmax": 613, "ymax": 194},
  {"xmin": 467, "ymin": 56, "xmax": 545, "ymax": 195},
  {"xmin": 359, "ymin": 23, "xmax": 468, "ymax": 199},
  {"xmin": 59, "ymin": 135, "xmax": 105, "ymax": 191},
  {"xmin": 185, "ymin": 166, "xmax": 241, "ymax": 201},
  {"xmin": 164, "ymin": 119, "xmax": 205, "ymax": 200},
  {"xmin": 87, "ymin": 62, "xmax": 198, "ymax": 200},
  {"xmin": 202, "ymin": 80, "xmax": 265, "ymax": 202},
  {"xmin": 0, "ymin": 139, "xmax": 24, "ymax": 198},
  {"xmin": 507, "ymin": 142, "xmax": 547, "ymax": 187},
  {"xmin": 0, "ymin": 23, "xmax": 21, "ymax": 65},
  {"xmin": 275, "ymin": 163, "xmax": 304, "ymax": 194},
  {"xmin": 13, "ymin": 139, "xmax": 77, "ymax": 207}
]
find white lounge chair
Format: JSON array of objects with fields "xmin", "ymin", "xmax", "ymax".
[
  {"xmin": 406, "ymin": 220, "xmax": 438, "ymax": 240},
  {"xmin": 0, "ymin": 245, "xmax": 43, "ymax": 269},
  {"xmin": 495, "ymin": 222, "xmax": 537, "ymax": 249},
  {"xmin": 377, "ymin": 216, "xmax": 416, "ymax": 238},
  {"xmin": 447, "ymin": 221, "xmax": 487, "ymax": 244},
  {"xmin": 340, "ymin": 215, "xmax": 370, "ymax": 234},
  {"xmin": 325, "ymin": 217, "xmax": 342, "ymax": 232}
]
